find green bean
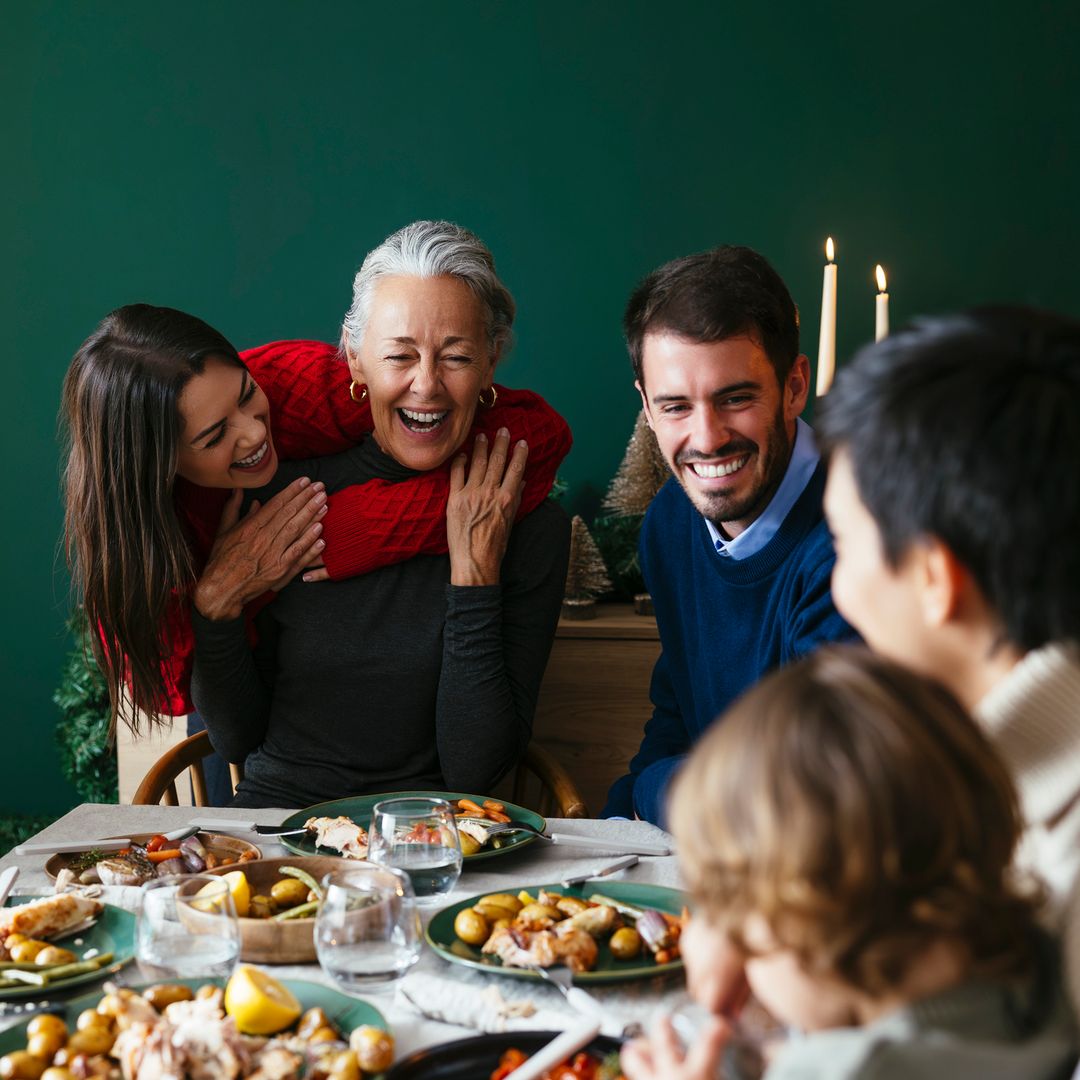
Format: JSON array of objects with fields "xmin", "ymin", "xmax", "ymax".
[
  {"xmin": 588, "ymin": 894, "xmax": 647, "ymax": 920},
  {"xmin": 271, "ymin": 899, "xmax": 319, "ymax": 922},
  {"xmin": 0, "ymin": 960, "xmax": 68, "ymax": 971},
  {"xmin": 36, "ymin": 953, "xmax": 115, "ymax": 986},
  {"xmin": 279, "ymin": 865, "xmax": 323, "ymax": 901}
]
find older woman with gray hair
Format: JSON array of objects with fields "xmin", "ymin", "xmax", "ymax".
[{"xmin": 190, "ymin": 221, "xmax": 572, "ymax": 807}]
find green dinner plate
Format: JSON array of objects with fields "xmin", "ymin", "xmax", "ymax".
[
  {"xmin": 0, "ymin": 977, "xmax": 388, "ymax": 1059},
  {"xmin": 426, "ymin": 880, "xmax": 687, "ymax": 984},
  {"xmin": 0, "ymin": 896, "xmax": 135, "ymax": 1000},
  {"xmin": 279, "ymin": 790, "xmax": 546, "ymax": 864}
]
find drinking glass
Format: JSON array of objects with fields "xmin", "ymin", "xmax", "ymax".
[
  {"xmin": 315, "ymin": 865, "xmax": 422, "ymax": 992},
  {"xmin": 667, "ymin": 994, "xmax": 780, "ymax": 1080},
  {"xmin": 135, "ymin": 874, "xmax": 240, "ymax": 981},
  {"xmin": 366, "ymin": 796, "xmax": 463, "ymax": 902}
]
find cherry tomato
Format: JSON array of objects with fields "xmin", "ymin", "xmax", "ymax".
[{"xmin": 144, "ymin": 834, "xmax": 168, "ymax": 853}]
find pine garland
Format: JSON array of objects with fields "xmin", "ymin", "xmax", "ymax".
[{"xmin": 53, "ymin": 609, "xmax": 119, "ymax": 804}]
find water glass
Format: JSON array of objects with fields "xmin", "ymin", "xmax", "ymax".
[
  {"xmin": 366, "ymin": 796, "xmax": 463, "ymax": 902},
  {"xmin": 667, "ymin": 995, "xmax": 777, "ymax": 1080},
  {"xmin": 135, "ymin": 874, "xmax": 240, "ymax": 981},
  {"xmin": 315, "ymin": 865, "xmax": 422, "ymax": 992}
]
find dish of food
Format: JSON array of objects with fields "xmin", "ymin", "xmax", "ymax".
[
  {"xmin": 490, "ymin": 1045, "xmax": 625, "ymax": 1080},
  {"xmin": 279, "ymin": 792, "xmax": 547, "ymax": 863},
  {"xmin": 0, "ymin": 971, "xmax": 392, "ymax": 1078},
  {"xmin": 426, "ymin": 881, "xmax": 687, "ymax": 984},
  {"xmin": 0, "ymin": 895, "xmax": 134, "ymax": 1000},
  {"xmin": 204, "ymin": 856, "xmax": 359, "ymax": 964},
  {"xmin": 45, "ymin": 831, "xmax": 262, "ymax": 884},
  {"xmin": 385, "ymin": 1031, "xmax": 623, "ymax": 1080}
]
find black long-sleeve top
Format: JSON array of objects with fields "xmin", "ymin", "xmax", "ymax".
[{"xmin": 190, "ymin": 438, "xmax": 570, "ymax": 809}]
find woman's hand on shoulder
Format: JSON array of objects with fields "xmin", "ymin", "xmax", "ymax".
[
  {"xmin": 193, "ymin": 477, "xmax": 328, "ymax": 620},
  {"xmin": 620, "ymin": 1014, "xmax": 731, "ymax": 1080},
  {"xmin": 447, "ymin": 428, "xmax": 528, "ymax": 586}
]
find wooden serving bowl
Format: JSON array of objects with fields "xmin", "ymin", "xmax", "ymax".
[{"xmin": 205, "ymin": 855, "xmax": 356, "ymax": 964}]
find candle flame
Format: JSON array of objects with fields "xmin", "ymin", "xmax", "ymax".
[
  {"xmin": 826, "ymin": 237, "xmax": 835, "ymax": 263},
  {"xmin": 876, "ymin": 264, "xmax": 887, "ymax": 292}
]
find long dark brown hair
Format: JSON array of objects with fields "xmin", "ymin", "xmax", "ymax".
[{"xmin": 60, "ymin": 304, "xmax": 245, "ymax": 736}]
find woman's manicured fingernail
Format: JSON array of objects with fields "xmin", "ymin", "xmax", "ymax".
[
  {"xmin": 476, "ymin": 432, "xmax": 487, "ymax": 442},
  {"xmin": 518, "ymin": 440, "xmax": 527, "ymax": 448},
  {"xmin": 499, "ymin": 427, "xmax": 509, "ymax": 438}
]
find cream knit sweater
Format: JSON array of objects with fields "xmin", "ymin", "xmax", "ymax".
[{"xmin": 976, "ymin": 642, "xmax": 1080, "ymax": 1013}]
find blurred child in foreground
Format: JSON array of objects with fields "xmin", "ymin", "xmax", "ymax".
[{"xmin": 622, "ymin": 648, "xmax": 1078, "ymax": 1079}]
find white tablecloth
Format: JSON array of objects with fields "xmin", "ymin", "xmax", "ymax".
[{"xmin": 0, "ymin": 804, "xmax": 685, "ymax": 1056}]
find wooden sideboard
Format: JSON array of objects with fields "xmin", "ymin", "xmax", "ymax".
[{"xmin": 528, "ymin": 603, "xmax": 659, "ymax": 816}]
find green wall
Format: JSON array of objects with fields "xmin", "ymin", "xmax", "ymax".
[{"xmin": 4, "ymin": 1, "xmax": 1077, "ymax": 813}]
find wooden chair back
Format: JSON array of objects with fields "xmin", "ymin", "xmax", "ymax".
[{"xmin": 132, "ymin": 732, "xmax": 588, "ymax": 817}]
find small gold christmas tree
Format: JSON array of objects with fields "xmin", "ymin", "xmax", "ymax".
[
  {"xmin": 602, "ymin": 411, "xmax": 670, "ymax": 517},
  {"xmin": 563, "ymin": 515, "xmax": 612, "ymax": 620}
]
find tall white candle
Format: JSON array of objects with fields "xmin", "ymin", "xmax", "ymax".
[
  {"xmin": 816, "ymin": 237, "xmax": 837, "ymax": 396},
  {"xmin": 875, "ymin": 264, "xmax": 889, "ymax": 342}
]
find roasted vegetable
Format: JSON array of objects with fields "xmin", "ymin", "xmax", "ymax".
[{"xmin": 453, "ymin": 908, "xmax": 490, "ymax": 946}]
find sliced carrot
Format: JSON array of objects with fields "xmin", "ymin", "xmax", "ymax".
[{"xmin": 147, "ymin": 848, "xmax": 182, "ymax": 863}]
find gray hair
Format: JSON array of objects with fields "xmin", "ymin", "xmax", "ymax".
[{"xmin": 341, "ymin": 220, "xmax": 516, "ymax": 360}]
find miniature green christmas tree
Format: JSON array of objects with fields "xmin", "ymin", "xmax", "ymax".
[{"xmin": 563, "ymin": 515, "xmax": 613, "ymax": 620}]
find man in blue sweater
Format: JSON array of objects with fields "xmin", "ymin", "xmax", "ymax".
[{"xmin": 603, "ymin": 245, "xmax": 854, "ymax": 824}]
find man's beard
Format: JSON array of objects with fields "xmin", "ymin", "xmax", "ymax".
[{"xmin": 675, "ymin": 407, "xmax": 793, "ymax": 531}]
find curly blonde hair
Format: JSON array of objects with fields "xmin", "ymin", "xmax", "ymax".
[{"xmin": 669, "ymin": 647, "xmax": 1039, "ymax": 997}]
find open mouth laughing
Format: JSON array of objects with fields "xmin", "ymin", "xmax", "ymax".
[
  {"xmin": 687, "ymin": 454, "xmax": 751, "ymax": 479},
  {"xmin": 232, "ymin": 440, "xmax": 270, "ymax": 471},
  {"xmin": 398, "ymin": 407, "xmax": 450, "ymax": 433}
]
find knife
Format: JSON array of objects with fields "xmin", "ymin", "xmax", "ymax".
[
  {"xmin": 0, "ymin": 867, "xmax": 19, "ymax": 907},
  {"xmin": 13, "ymin": 839, "xmax": 132, "ymax": 856},
  {"xmin": 547, "ymin": 833, "xmax": 672, "ymax": 857},
  {"xmin": 561, "ymin": 854, "xmax": 639, "ymax": 889}
]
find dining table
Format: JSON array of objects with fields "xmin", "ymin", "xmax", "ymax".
[{"xmin": 0, "ymin": 802, "xmax": 688, "ymax": 1061}]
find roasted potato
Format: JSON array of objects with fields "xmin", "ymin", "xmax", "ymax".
[
  {"xmin": 454, "ymin": 908, "xmax": 490, "ymax": 946},
  {"xmin": 0, "ymin": 1052, "xmax": 47, "ymax": 1080},
  {"xmin": 609, "ymin": 926, "xmax": 642, "ymax": 960},
  {"xmin": 142, "ymin": 984, "xmax": 195, "ymax": 1012},
  {"xmin": 349, "ymin": 1026, "xmax": 394, "ymax": 1073},
  {"xmin": 270, "ymin": 879, "xmax": 309, "ymax": 909}
]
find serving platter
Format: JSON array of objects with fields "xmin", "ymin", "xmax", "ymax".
[
  {"xmin": 426, "ymin": 880, "xmax": 687, "ymax": 985},
  {"xmin": 0, "ymin": 976, "xmax": 388, "ymax": 1056},
  {"xmin": 386, "ymin": 1030, "xmax": 622, "ymax": 1080},
  {"xmin": 204, "ymin": 855, "xmax": 357, "ymax": 964},
  {"xmin": 279, "ymin": 791, "xmax": 546, "ymax": 864},
  {"xmin": 0, "ymin": 896, "xmax": 134, "ymax": 1000},
  {"xmin": 45, "ymin": 832, "xmax": 262, "ymax": 882}
]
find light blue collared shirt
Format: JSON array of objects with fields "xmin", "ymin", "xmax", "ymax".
[{"xmin": 705, "ymin": 417, "xmax": 820, "ymax": 560}]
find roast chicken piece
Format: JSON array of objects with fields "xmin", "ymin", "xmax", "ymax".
[
  {"xmin": 0, "ymin": 892, "xmax": 103, "ymax": 939},
  {"xmin": 482, "ymin": 922, "xmax": 599, "ymax": 973},
  {"xmin": 304, "ymin": 816, "xmax": 368, "ymax": 859}
]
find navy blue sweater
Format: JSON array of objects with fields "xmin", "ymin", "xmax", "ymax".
[{"xmin": 603, "ymin": 463, "xmax": 855, "ymax": 824}]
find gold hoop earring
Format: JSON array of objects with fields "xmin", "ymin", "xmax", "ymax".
[
  {"xmin": 350, "ymin": 381, "xmax": 368, "ymax": 404},
  {"xmin": 479, "ymin": 385, "xmax": 498, "ymax": 408}
]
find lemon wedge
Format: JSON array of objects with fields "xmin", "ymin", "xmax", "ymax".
[
  {"xmin": 224, "ymin": 965, "xmax": 302, "ymax": 1035},
  {"xmin": 193, "ymin": 870, "xmax": 251, "ymax": 918}
]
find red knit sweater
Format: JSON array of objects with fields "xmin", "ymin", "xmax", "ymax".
[{"xmin": 157, "ymin": 339, "xmax": 572, "ymax": 715}]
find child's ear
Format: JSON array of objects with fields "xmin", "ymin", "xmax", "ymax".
[{"xmin": 917, "ymin": 537, "xmax": 967, "ymax": 628}]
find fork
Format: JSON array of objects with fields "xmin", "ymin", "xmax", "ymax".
[{"xmin": 486, "ymin": 820, "xmax": 672, "ymax": 857}]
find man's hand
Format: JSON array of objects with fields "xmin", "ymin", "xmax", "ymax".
[
  {"xmin": 193, "ymin": 478, "xmax": 328, "ymax": 620},
  {"xmin": 446, "ymin": 428, "xmax": 527, "ymax": 586},
  {"xmin": 621, "ymin": 1015, "xmax": 731, "ymax": 1080}
]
